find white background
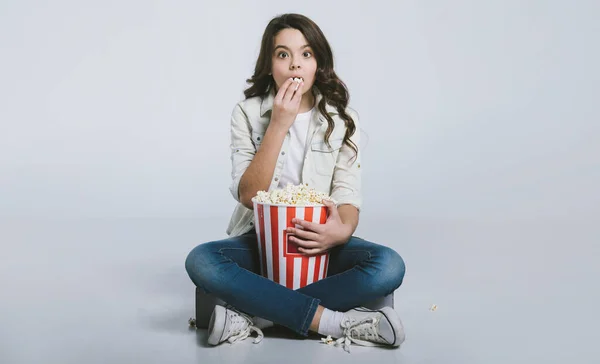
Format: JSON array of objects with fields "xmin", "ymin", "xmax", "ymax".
[
  {"xmin": 2, "ymin": 0, "xmax": 597, "ymax": 223},
  {"xmin": 1, "ymin": 2, "xmax": 599, "ymax": 363}
]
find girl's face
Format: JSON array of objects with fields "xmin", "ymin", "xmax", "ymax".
[{"xmin": 271, "ymin": 28, "xmax": 317, "ymax": 95}]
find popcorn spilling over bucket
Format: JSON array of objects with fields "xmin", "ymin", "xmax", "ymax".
[{"xmin": 252, "ymin": 184, "xmax": 335, "ymax": 290}]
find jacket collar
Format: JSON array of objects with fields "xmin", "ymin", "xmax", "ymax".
[{"xmin": 259, "ymin": 87, "xmax": 339, "ymax": 120}]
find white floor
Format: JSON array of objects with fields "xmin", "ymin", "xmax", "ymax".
[{"xmin": 1, "ymin": 216, "xmax": 597, "ymax": 364}]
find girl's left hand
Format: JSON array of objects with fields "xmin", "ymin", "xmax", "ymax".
[{"xmin": 285, "ymin": 199, "xmax": 352, "ymax": 255}]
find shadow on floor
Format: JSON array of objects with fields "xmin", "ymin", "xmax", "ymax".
[
  {"xmin": 136, "ymin": 306, "xmax": 195, "ymax": 334},
  {"xmin": 192, "ymin": 325, "xmax": 324, "ymax": 348}
]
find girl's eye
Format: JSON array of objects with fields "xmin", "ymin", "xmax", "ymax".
[{"xmin": 276, "ymin": 51, "xmax": 312, "ymax": 58}]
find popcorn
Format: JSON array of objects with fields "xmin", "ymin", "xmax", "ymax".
[
  {"xmin": 252, "ymin": 183, "xmax": 335, "ymax": 206},
  {"xmin": 292, "ymin": 77, "xmax": 303, "ymax": 83},
  {"xmin": 321, "ymin": 335, "xmax": 335, "ymax": 345},
  {"xmin": 429, "ymin": 304, "xmax": 438, "ymax": 312},
  {"xmin": 253, "ymin": 183, "xmax": 333, "ymax": 290}
]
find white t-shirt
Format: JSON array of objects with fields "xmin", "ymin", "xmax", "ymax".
[{"xmin": 277, "ymin": 107, "xmax": 314, "ymax": 188}]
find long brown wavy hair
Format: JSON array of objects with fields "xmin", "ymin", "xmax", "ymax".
[{"xmin": 244, "ymin": 13, "xmax": 358, "ymax": 162}]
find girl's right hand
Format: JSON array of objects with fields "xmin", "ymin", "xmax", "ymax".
[{"xmin": 270, "ymin": 78, "xmax": 304, "ymax": 132}]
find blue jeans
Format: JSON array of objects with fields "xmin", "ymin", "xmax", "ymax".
[{"xmin": 185, "ymin": 229, "xmax": 406, "ymax": 336}]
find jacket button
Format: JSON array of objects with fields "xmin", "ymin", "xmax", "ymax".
[
  {"xmin": 281, "ymin": 151, "xmax": 285, "ymax": 155},
  {"xmin": 274, "ymin": 177, "xmax": 279, "ymax": 181}
]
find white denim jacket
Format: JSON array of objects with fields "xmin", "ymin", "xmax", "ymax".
[{"xmin": 226, "ymin": 87, "xmax": 362, "ymax": 237}]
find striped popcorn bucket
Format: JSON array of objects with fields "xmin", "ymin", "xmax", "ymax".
[{"xmin": 252, "ymin": 201, "xmax": 330, "ymax": 290}]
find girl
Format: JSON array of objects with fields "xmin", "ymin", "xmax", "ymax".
[{"xmin": 185, "ymin": 13, "xmax": 406, "ymax": 352}]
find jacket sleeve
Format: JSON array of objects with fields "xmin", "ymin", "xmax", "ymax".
[
  {"xmin": 228, "ymin": 103, "xmax": 255, "ymax": 203},
  {"xmin": 330, "ymin": 108, "xmax": 363, "ymax": 211}
]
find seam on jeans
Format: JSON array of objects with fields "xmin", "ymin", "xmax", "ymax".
[
  {"xmin": 218, "ymin": 248, "xmax": 252, "ymax": 254},
  {"xmin": 216, "ymin": 248, "xmax": 253, "ymax": 268},
  {"xmin": 336, "ymin": 249, "xmax": 372, "ymax": 260},
  {"xmin": 340, "ymin": 249, "xmax": 371, "ymax": 253},
  {"xmin": 300, "ymin": 298, "xmax": 320, "ymax": 336}
]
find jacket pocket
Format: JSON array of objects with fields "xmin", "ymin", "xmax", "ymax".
[
  {"xmin": 310, "ymin": 138, "xmax": 343, "ymax": 176},
  {"xmin": 251, "ymin": 130, "xmax": 265, "ymax": 150}
]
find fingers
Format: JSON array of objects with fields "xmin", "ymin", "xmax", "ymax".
[
  {"xmin": 287, "ymin": 226, "xmax": 319, "ymax": 242},
  {"xmin": 284, "ymin": 79, "xmax": 303, "ymax": 103},
  {"xmin": 297, "ymin": 247, "xmax": 324, "ymax": 256},
  {"xmin": 288, "ymin": 236, "xmax": 326, "ymax": 255},
  {"xmin": 323, "ymin": 199, "xmax": 339, "ymax": 219},
  {"xmin": 291, "ymin": 80, "xmax": 304, "ymax": 102},
  {"xmin": 289, "ymin": 235, "xmax": 320, "ymax": 249},
  {"xmin": 293, "ymin": 79, "xmax": 304, "ymax": 95},
  {"xmin": 274, "ymin": 78, "xmax": 295, "ymax": 102},
  {"xmin": 291, "ymin": 218, "xmax": 324, "ymax": 233}
]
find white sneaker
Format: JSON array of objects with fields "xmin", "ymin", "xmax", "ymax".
[
  {"xmin": 333, "ymin": 307, "xmax": 405, "ymax": 352},
  {"xmin": 207, "ymin": 305, "xmax": 264, "ymax": 345}
]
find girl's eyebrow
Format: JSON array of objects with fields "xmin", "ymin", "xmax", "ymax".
[{"xmin": 274, "ymin": 44, "xmax": 311, "ymax": 52}]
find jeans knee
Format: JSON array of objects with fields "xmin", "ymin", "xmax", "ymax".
[
  {"xmin": 185, "ymin": 243, "xmax": 219, "ymax": 291},
  {"xmin": 374, "ymin": 247, "xmax": 406, "ymax": 293}
]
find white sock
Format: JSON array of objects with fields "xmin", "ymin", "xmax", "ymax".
[
  {"xmin": 317, "ymin": 308, "xmax": 344, "ymax": 338},
  {"xmin": 252, "ymin": 316, "xmax": 274, "ymax": 330}
]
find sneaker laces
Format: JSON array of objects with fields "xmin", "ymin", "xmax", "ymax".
[
  {"xmin": 334, "ymin": 315, "xmax": 387, "ymax": 353},
  {"xmin": 225, "ymin": 310, "xmax": 264, "ymax": 344}
]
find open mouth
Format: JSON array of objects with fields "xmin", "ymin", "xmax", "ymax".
[{"xmin": 292, "ymin": 77, "xmax": 303, "ymax": 83}]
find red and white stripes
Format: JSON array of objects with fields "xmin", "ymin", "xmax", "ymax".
[{"xmin": 253, "ymin": 203, "xmax": 329, "ymax": 290}]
